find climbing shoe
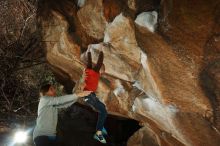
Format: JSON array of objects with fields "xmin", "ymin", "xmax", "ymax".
[
  {"xmin": 102, "ymin": 127, "xmax": 108, "ymax": 135},
  {"xmin": 94, "ymin": 133, "xmax": 107, "ymax": 144}
]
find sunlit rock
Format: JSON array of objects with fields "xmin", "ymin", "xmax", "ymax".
[
  {"xmin": 77, "ymin": 0, "xmax": 107, "ymax": 40},
  {"xmin": 127, "ymin": 0, "xmax": 136, "ymax": 11},
  {"xmin": 135, "ymin": 11, "xmax": 158, "ymax": 32},
  {"xmin": 103, "ymin": 0, "xmax": 124, "ymax": 22},
  {"xmin": 77, "ymin": 0, "xmax": 86, "ymax": 7},
  {"xmin": 103, "ymin": 13, "xmax": 142, "ymax": 66},
  {"xmin": 41, "ymin": 11, "xmax": 84, "ymax": 81},
  {"xmin": 38, "ymin": 0, "xmax": 220, "ymax": 145},
  {"xmin": 127, "ymin": 127, "xmax": 159, "ymax": 146}
]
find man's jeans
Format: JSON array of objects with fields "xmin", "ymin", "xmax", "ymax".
[
  {"xmin": 84, "ymin": 92, "xmax": 107, "ymax": 131},
  {"xmin": 34, "ymin": 136, "xmax": 58, "ymax": 146}
]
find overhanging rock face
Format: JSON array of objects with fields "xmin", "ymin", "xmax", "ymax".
[
  {"xmin": 38, "ymin": 0, "xmax": 220, "ymax": 145},
  {"xmin": 57, "ymin": 103, "xmax": 140, "ymax": 146}
]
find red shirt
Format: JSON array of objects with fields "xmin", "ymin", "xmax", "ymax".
[{"xmin": 84, "ymin": 68, "xmax": 100, "ymax": 92}]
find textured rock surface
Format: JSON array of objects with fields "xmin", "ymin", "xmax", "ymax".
[
  {"xmin": 38, "ymin": 0, "xmax": 220, "ymax": 145},
  {"xmin": 77, "ymin": 0, "xmax": 106, "ymax": 40}
]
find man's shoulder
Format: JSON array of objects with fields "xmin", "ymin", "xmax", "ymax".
[
  {"xmin": 40, "ymin": 96, "xmax": 52, "ymax": 99},
  {"xmin": 39, "ymin": 96, "xmax": 51, "ymax": 103}
]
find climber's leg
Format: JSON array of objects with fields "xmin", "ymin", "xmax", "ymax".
[
  {"xmin": 84, "ymin": 92, "xmax": 107, "ymax": 143},
  {"xmin": 93, "ymin": 51, "xmax": 103, "ymax": 72},
  {"xmin": 87, "ymin": 52, "xmax": 92, "ymax": 69}
]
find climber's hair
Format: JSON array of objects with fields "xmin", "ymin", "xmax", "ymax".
[{"xmin": 40, "ymin": 83, "xmax": 52, "ymax": 96}]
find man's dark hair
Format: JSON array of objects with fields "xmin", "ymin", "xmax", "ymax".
[{"xmin": 40, "ymin": 83, "xmax": 52, "ymax": 96}]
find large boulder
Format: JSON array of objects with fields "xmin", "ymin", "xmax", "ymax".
[{"xmin": 38, "ymin": 0, "xmax": 220, "ymax": 145}]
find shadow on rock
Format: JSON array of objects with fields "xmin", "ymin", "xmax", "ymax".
[{"xmin": 57, "ymin": 103, "xmax": 141, "ymax": 146}]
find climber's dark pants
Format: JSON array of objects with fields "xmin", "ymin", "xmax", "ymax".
[
  {"xmin": 34, "ymin": 136, "xmax": 59, "ymax": 146},
  {"xmin": 84, "ymin": 92, "xmax": 107, "ymax": 131},
  {"xmin": 85, "ymin": 49, "xmax": 106, "ymax": 131}
]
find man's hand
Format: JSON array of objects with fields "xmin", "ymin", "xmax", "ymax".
[
  {"xmin": 73, "ymin": 69, "xmax": 87, "ymax": 93},
  {"xmin": 76, "ymin": 91, "xmax": 92, "ymax": 98}
]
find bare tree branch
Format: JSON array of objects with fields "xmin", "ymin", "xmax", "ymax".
[{"xmin": 13, "ymin": 100, "xmax": 39, "ymax": 113}]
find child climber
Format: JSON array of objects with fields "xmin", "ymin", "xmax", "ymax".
[{"xmin": 83, "ymin": 50, "xmax": 108, "ymax": 144}]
